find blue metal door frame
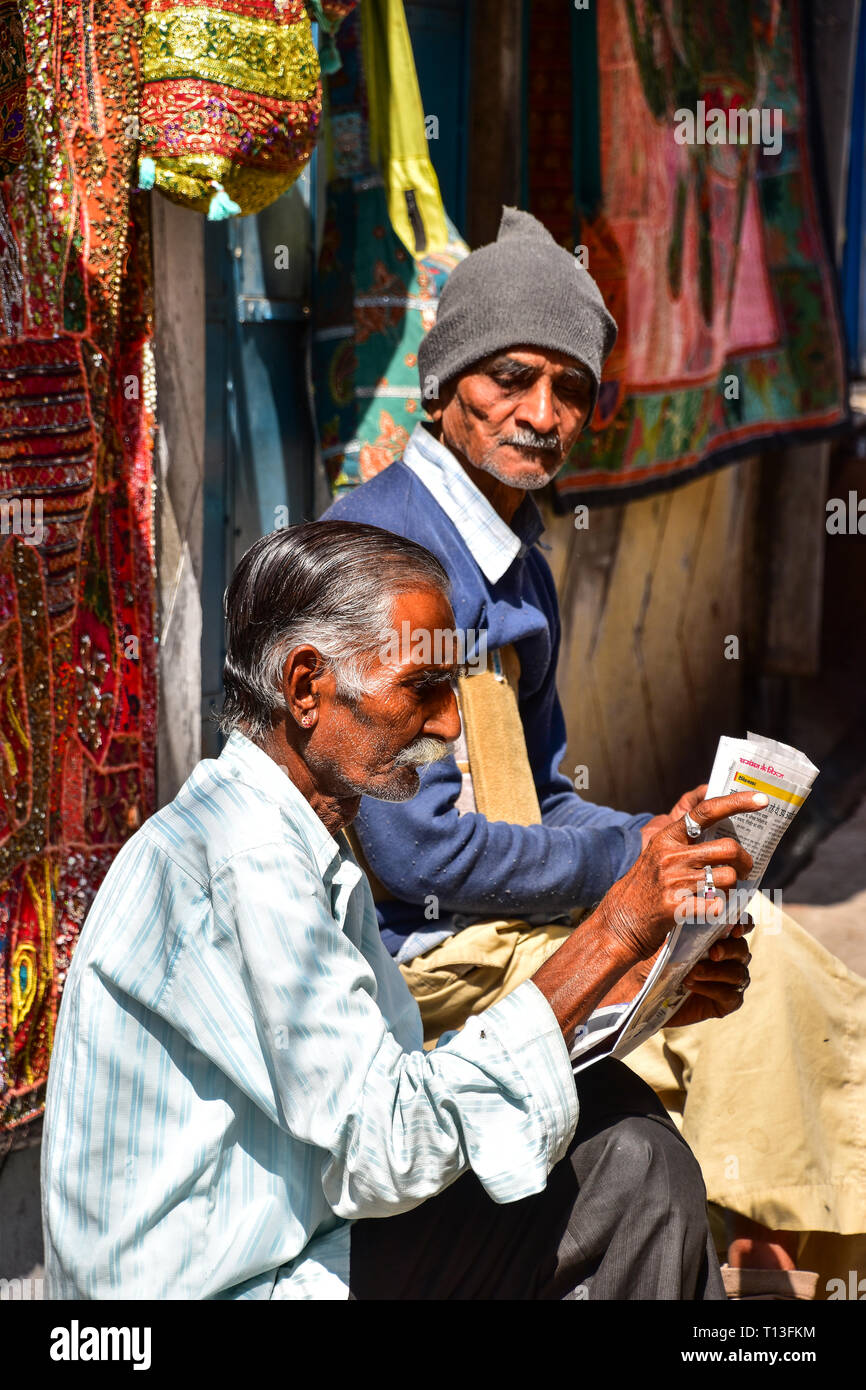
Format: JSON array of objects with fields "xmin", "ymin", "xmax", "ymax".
[{"xmin": 202, "ymin": 164, "xmax": 317, "ymax": 755}]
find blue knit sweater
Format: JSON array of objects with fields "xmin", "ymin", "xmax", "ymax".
[{"xmin": 324, "ymin": 461, "xmax": 651, "ymax": 959}]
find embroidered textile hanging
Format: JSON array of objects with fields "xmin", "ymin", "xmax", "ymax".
[
  {"xmin": 313, "ymin": 2, "xmax": 468, "ymax": 489},
  {"xmin": 0, "ymin": 2, "xmax": 25, "ymax": 176},
  {"xmin": 526, "ymin": 0, "xmax": 848, "ymax": 506},
  {"xmin": 137, "ymin": 0, "xmax": 327, "ymax": 220},
  {"xmin": 0, "ymin": 0, "xmax": 157, "ymax": 1142},
  {"xmin": 0, "ymin": 0, "xmax": 26, "ymax": 334}
]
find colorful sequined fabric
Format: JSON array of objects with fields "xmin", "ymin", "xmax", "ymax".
[
  {"xmin": 0, "ymin": 0, "xmax": 157, "ymax": 1142},
  {"xmin": 528, "ymin": 0, "xmax": 848, "ymax": 504},
  {"xmin": 0, "ymin": 0, "xmax": 26, "ymax": 334},
  {"xmin": 0, "ymin": 1, "xmax": 26, "ymax": 178},
  {"xmin": 139, "ymin": 0, "xmax": 325, "ymax": 216}
]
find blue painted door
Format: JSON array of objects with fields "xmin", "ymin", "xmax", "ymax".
[{"xmin": 201, "ymin": 165, "xmax": 317, "ymax": 755}]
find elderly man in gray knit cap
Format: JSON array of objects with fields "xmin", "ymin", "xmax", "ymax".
[
  {"xmin": 417, "ymin": 204, "xmax": 617, "ymax": 427},
  {"xmin": 328, "ymin": 206, "xmax": 712, "ymax": 999},
  {"xmin": 326, "ymin": 208, "xmax": 854, "ymax": 1293}
]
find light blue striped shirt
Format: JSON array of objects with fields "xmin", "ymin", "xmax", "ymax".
[{"xmin": 42, "ymin": 731, "xmax": 579, "ymax": 1299}]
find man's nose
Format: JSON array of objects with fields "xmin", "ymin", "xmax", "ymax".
[
  {"xmin": 516, "ymin": 377, "xmax": 557, "ymax": 435},
  {"xmin": 425, "ymin": 686, "xmax": 462, "ymax": 743}
]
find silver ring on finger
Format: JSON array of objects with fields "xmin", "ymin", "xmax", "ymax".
[
  {"xmin": 684, "ymin": 811, "xmax": 702, "ymax": 840},
  {"xmin": 698, "ymin": 864, "xmax": 717, "ymax": 897}
]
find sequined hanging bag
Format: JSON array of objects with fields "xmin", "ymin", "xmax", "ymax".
[{"xmin": 137, "ymin": 0, "xmax": 347, "ymax": 219}]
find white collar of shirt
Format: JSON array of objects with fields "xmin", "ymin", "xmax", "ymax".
[
  {"xmin": 219, "ymin": 729, "xmax": 346, "ymax": 877},
  {"xmin": 402, "ymin": 422, "xmax": 523, "ymax": 584}
]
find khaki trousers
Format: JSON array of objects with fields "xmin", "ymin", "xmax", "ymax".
[{"xmin": 400, "ymin": 891, "xmax": 866, "ymax": 1292}]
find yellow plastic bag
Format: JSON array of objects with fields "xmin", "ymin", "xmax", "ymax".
[{"xmin": 360, "ymin": 0, "xmax": 450, "ymax": 257}]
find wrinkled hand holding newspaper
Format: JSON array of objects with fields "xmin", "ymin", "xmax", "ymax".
[{"xmin": 570, "ymin": 733, "xmax": 819, "ymax": 1072}]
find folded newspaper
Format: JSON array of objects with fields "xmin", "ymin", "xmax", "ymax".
[{"xmin": 570, "ymin": 733, "xmax": 819, "ymax": 1072}]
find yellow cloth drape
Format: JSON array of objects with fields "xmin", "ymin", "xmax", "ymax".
[{"xmin": 360, "ymin": 0, "xmax": 450, "ymax": 258}]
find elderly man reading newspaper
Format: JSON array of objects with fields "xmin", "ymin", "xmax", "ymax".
[
  {"xmin": 326, "ymin": 207, "xmax": 866, "ymax": 1296},
  {"xmin": 42, "ymin": 522, "xmax": 759, "ymax": 1300}
]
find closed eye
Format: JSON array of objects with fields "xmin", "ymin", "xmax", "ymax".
[
  {"xmin": 557, "ymin": 374, "xmax": 592, "ymax": 398},
  {"xmin": 491, "ymin": 370, "xmax": 537, "ymax": 392}
]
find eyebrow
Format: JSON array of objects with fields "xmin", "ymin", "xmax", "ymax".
[
  {"xmin": 484, "ymin": 355, "xmax": 591, "ymax": 388},
  {"xmin": 558, "ymin": 366, "xmax": 592, "ymax": 388},
  {"xmin": 403, "ymin": 662, "xmax": 466, "ymax": 684}
]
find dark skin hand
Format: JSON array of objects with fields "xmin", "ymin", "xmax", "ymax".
[
  {"xmin": 531, "ymin": 790, "xmax": 762, "ymax": 1041},
  {"xmin": 590, "ymin": 917, "xmax": 752, "ymax": 1028},
  {"xmin": 627, "ymin": 783, "xmax": 754, "ymax": 1023}
]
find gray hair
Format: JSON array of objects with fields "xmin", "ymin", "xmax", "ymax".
[{"xmin": 218, "ymin": 520, "xmax": 451, "ymax": 741}]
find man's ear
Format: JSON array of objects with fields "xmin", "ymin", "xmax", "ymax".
[
  {"xmin": 425, "ymin": 373, "xmax": 459, "ymax": 426},
  {"xmin": 281, "ymin": 645, "xmax": 325, "ymax": 730}
]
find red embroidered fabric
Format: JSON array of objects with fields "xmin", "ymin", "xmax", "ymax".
[{"xmin": 0, "ymin": 0, "xmax": 157, "ymax": 1141}]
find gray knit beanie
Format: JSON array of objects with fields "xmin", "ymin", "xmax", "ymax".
[{"xmin": 417, "ymin": 206, "xmax": 617, "ymax": 421}]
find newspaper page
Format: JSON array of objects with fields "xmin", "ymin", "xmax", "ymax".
[{"xmin": 570, "ymin": 733, "xmax": 818, "ymax": 1070}]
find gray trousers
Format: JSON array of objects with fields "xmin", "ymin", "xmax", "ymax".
[{"xmin": 349, "ymin": 1056, "xmax": 726, "ymax": 1300}]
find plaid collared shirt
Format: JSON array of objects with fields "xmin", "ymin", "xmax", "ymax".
[{"xmin": 402, "ymin": 422, "xmax": 524, "ymax": 583}]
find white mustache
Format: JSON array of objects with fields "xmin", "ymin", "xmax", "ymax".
[
  {"xmin": 394, "ymin": 737, "xmax": 451, "ymax": 768},
  {"xmin": 500, "ymin": 431, "xmax": 560, "ymax": 452}
]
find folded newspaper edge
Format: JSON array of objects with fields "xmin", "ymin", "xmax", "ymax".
[{"xmin": 569, "ymin": 733, "xmax": 819, "ymax": 1071}]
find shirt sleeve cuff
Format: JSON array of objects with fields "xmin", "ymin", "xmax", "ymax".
[{"xmin": 472, "ymin": 979, "xmax": 579, "ymax": 1171}]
